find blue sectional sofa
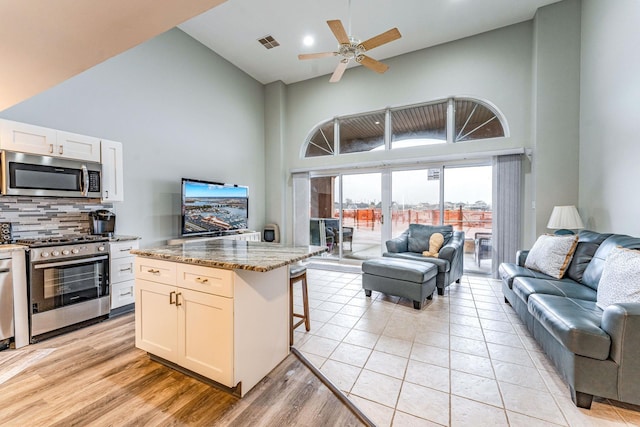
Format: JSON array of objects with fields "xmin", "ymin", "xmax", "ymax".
[{"xmin": 499, "ymin": 230, "xmax": 640, "ymax": 409}]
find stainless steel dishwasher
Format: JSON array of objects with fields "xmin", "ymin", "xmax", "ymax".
[{"xmin": 0, "ymin": 257, "xmax": 14, "ymax": 347}]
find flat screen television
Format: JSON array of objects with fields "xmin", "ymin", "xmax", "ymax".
[{"xmin": 181, "ymin": 178, "xmax": 249, "ymax": 236}]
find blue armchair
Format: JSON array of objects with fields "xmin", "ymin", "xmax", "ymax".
[{"xmin": 384, "ymin": 224, "xmax": 465, "ymax": 295}]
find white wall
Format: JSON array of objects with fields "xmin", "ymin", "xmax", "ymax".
[
  {"xmin": 530, "ymin": 0, "xmax": 581, "ymax": 241},
  {"xmin": 267, "ymin": 21, "xmax": 536, "ymax": 244},
  {"xmin": 0, "ymin": 29, "xmax": 266, "ymax": 247},
  {"xmin": 284, "ymin": 21, "xmax": 534, "ymax": 172},
  {"xmin": 579, "ymin": 0, "xmax": 640, "ymax": 235}
]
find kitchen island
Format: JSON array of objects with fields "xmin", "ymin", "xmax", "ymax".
[{"xmin": 131, "ymin": 240, "xmax": 325, "ymax": 396}]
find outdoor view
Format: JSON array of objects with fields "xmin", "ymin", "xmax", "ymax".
[{"xmin": 310, "ymin": 165, "xmax": 493, "ymax": 274}]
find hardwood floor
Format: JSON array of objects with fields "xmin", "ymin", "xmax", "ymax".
[{"xmin": 0, "ymin": 313, "xmax": 364, "ymax": 426}]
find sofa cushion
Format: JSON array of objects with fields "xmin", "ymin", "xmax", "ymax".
[
  {"xmin": 528, "ymin": 294, "xmax": 610, "ymax": 360},
  {"xmin": 498, "ymin": 263, "xmax": 555, "ymax": 289},
  {"xmin": 596, "ymin": 247, "xmax": 640, "ymax": 309},
  {"xmin": 407, "ymin": 224, "xmax": 453, "ymax": 253},
  {"xmin": 524, "ymin": 234, "xmax": 578, "ymax": 279},
  {"xmin": 513, "ymin": 277, "xmax": 597, "ymax": 304},
  {"xmin": 383, "ymin": 252, "xmax": 449, "ymax": 272},
  {"xmin": 564, "ymin": 230, "xmax": 611, "ymax": 283},
  {"xmin": 362, "ymin": 258, "xmax": 438, "ymax": 283},
  {"xmin": 582, "ymin": 234, "xmax": 640, "ymax": 290}
]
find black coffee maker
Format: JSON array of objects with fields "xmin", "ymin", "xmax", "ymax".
[{"xmin": 89, "ymin": 209, "xmax": 116, "ymax": 237}]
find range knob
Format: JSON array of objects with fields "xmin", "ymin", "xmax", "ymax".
[
  {"xmin": 52, "ymin": 250, "xmax": 60, "ymax": 256},
  {"xmin": 71, "ymin": 248, "xmax": 79, "ymax": 254},
  {"xmin": 41, "ymin": 252, "xmax": 50, "ymax": 258},
  {"xmin": 98, "ymin": 246, "xmax": 105, "ymax": 252},
  {"xmin": 62, "ymin": 250, "xmax": 70, "ymax": 255}
]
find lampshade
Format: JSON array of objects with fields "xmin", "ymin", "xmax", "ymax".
[{"xmin": 547, "ymin": 205, "xmax": 584, "ymax": 230}]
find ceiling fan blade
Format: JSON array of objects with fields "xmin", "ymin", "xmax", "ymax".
[
  {"xmin": 327, "ymin": 20, "xmax": 350, "ymax": 44},
  {"xmin": 329, "ymin": 59, "xmax": 349, "ymax": 83},
  {"xmin": 358, "ymin": 55, "xmax": 389, "ymax": 74},
  {"xmin": 360, "ymin": 28, "xmax": 401, "ymax": 51},
  {"xmin": 298, "ymin": 52, "xmax": 337, "ymax": 60}
]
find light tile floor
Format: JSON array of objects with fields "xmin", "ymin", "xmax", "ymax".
[{"xmin": 292, "ymin": 268, "xmax": 640, "ymax": 427}]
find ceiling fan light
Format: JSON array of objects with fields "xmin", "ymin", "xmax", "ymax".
[{"xmin": 303, "ymin": 35, "xmax": 314, "ymax": 46}]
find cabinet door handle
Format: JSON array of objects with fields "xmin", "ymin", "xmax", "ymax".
[
  {"xmin": 147, "ymin": 268, "xmax": 160, "ymax": 274},
  {"xmin": 120, "ymin": 291, "xmax": 132, "ymax": 297},
  {"xmin": 59, "ymin": 145, "xmax": 64, "ymax": 155},
  {"xmin": 169, "ymin": 291, "xmax": 176, "ymax": 305},
  {"xmin": 120, "ymin": 267, "xmax": 132, "ymax": 272},
  {"xmin": 49, "ymin": 143, "xmax": 54, "ymax": 153},
  {"xmin": 120, "ymin": 248, "xmax": 133, "ymax": 252},
  {"xmin": 176, "ymin": 292, "xmax": 182, "ymax": 306},
  {"xmin": 195, "ymin": 277, "xmax": 209, "ymax": 284}
]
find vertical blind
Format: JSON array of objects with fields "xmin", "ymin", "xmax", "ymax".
[
  {"xmin": 292, "ymin": 172, "xmax": 310, "ymax": 246},
  {"xmin": 492, "ymin": 154, "xmax": 522, "ymax": 278}
]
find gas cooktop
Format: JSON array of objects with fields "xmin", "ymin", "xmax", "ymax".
[{"xmin": 16, "ymin": 234, "xmax": 109, "ymax": 248}]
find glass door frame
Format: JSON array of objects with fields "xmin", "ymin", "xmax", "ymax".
[{"xmin": 308, "ymin": 159, "xmax": 492, "ymax": 263}]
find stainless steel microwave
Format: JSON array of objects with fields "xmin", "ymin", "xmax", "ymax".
[{"xmin": 1, "ymin": 151, "xmax": 101, "ymax": 198}]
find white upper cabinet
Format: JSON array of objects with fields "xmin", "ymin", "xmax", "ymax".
[
  {"xmin": 0, "ymin": 119, "xmax": 125, "ymax": 201},
  {"xmin": 100, "ymin": 139, "xmax": 124, "ymax": 202},
  {"xmin": 0, "ymin": 119, "xmax": 100, "ymax": 162},
  {"xmin": 56, "ymin": 131, "xmax": 101, "ymax": 162},
  {"xmin": 0, "ymin": 119, "xmax": 56, "ymax": 156}
]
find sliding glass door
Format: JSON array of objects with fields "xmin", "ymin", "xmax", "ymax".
[
  {"xmin": 443, "ymin": 165, "xmax": 493, "ymax": 274},
  {"xmin": 391, "ymin": 169, "xmax": 441, "ymax": 239},
  {"xmin": 308, "ymin": 163, "xmax": 493, "ymax": 274},
  {"xmin": 310, "ymin": 173, "xmax": 383, "ymax": 260}
]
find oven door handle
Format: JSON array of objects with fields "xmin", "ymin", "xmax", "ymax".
[{"xmin": 33, "ymin": 255, "xmax": 108, "ymax": 269}]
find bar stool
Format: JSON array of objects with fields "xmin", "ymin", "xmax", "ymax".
[{"xmin": 290, "ymin": 264, "xmax": 310, "ymax": 346}]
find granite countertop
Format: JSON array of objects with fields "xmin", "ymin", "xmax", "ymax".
[
  {"xmin": 130, "ymin": 240, "xmax": 327, "ymax": 272},
  {"xmin": 0, "ymin": 244, "xmax": 27, "ymax": 254}
]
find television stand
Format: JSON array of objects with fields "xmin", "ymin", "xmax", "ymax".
[{"xmin": 167, "ymin": 231, "xmax": 261, "ymax": 245}]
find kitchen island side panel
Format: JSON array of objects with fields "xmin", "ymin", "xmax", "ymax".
[{"xmin": 233, "ymin": 266, "xmax": 289, "ymax": 395}]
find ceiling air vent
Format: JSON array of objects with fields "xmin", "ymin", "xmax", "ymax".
[{"xmin": 258, "ymin": 35, "xmax": 280, "ymax": 49}]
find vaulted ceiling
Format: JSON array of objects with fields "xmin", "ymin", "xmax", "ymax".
[
  {"xmin": 179, "ymin": 0, "xmax": 563, "ymax": 85},
  {"xmin": 1, "ymin": 0, "xmax": 564, "ymax": 112},
  {"xmin": 0, "ymin": 0, "xmax": 226, "ymax": 111}
]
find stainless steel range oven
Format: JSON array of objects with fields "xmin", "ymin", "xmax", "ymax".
[{"xmin": 18, "ymin": 235, "xmax": 110, "ymax": 342}]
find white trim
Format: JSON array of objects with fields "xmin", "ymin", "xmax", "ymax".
[{"xmin": 290, "ymin": 148, "xmax": 525, "ymax": 174}]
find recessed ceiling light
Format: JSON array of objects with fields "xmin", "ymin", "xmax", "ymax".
[{"xmin": 303, "ymin": 35, "xmax": 314, "ymax": 47}]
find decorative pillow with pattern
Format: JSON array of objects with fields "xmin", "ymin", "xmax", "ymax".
[
  {"xmin": 524, "ymin": 234, "xmax": 579, "ymax": 279},
  {"xmin": 596, "ymin": 247, "xmax": 640, "ymax": 309}
]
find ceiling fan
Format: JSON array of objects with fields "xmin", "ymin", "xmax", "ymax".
[{"xmin": 298, "ymin": 6, "xmax": 401, "ymax": 83}]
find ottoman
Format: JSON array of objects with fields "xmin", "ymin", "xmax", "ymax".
[{"xmin": 362, "ymin": 258, "xmax": 438, "ymax": 309}]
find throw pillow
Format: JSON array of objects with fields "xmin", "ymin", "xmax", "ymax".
[
  {"xmin": 422, "ymin": 233, "xmax": 444, "ymax": 257},
  {"xmin": 524, "ymin": 234, "xmax": 579, "ymax": 279},
  {"xmin": 596, "ymin": 247, "xmax": 640, "ymax": 309}
]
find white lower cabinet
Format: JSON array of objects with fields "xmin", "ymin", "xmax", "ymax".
[
  {"xmin": 134, "ymin": 256, "xmax": 289, "ymax": 396},
  {"xmin": 110, "ymin": 240, "xmax": 139, "ymax": 310},
  {"xmin": 135, "ymin": 259, "xmax": 234, "ymax": 387},
  {"xmin": 178, "ymin": 287, "xmax": 233, "ymax": 384},
  {"xmin": 136, "ymin": 280, "xmax": 179, "ymax": 361}
]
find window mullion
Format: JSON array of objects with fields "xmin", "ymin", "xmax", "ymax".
[
  {"xmin": 446, "ymin": 98, "xmax": 455, "ymax": 144},
  {"xmin": 385, "ymin": 109, "xmax": 391, "ymax": 150},
  {"xmin": 334, "ymin": 118, "xmax": 340, "ymax": 155}
]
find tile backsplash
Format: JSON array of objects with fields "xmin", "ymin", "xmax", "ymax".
[{"xmin": 0, "ymin": 196, "xmax": 113, "ymax": 240}]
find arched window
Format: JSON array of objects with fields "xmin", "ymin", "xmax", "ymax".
[
  {"xmin": 454, "ymin": 99, "xmax": 504, "ymax": 142},
  {"xmin": 303, "ymin": 97, "xmax": 507, "ymax": 158}
]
